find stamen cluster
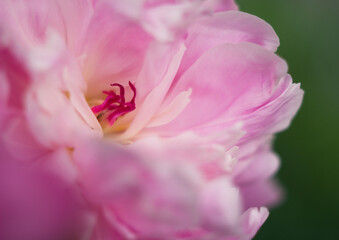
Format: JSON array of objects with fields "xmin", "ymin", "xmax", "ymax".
[{"xmin": 91, "ymin": 82, "xmax": 136, "ymax": 125}]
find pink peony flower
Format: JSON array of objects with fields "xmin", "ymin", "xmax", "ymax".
[{"xmin": 0, "ymin": 0, "xmax": 303, "ymax": 239}]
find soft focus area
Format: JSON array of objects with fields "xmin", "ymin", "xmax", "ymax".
[{"xmin": 237, "ymin": 0, "xmax": 339, "ymax": 239}]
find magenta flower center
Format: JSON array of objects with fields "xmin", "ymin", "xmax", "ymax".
[{"xmin": 91, "ymin": 82, "xmax": 136, "ymax": 125}]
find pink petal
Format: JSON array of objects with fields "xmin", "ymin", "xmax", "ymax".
[
  {"xmin": 0, "ymin": 0, "xmax": 93, "ymax": 55},
  {"xmin": 146, "ymin": 89, "xmax": 192, "ymax": 128},
  {"xmin": 212, "ymin": 0, "xmax": 239, "ymax": 12},
  {"xmin": 74, "ymin": 138, "xmax": 205, "ymax": 238},
  {"xmin": 225, "ymin": 207, "xmax": 269, "ymax": 240},
  {"xmin": 118, "ymin": 43, "xmax": 186, "ymax": 140},
  {"xmin": 140, "ymin": 1, "xmax": 200, "ymax": 42},
  {"xmin": 139, "ymin": 0, "xmax": 239, "ymax": 42},
  {"xmin": 234, "ymin": 145, "xmax": 280, "ymax": 185},
  {"xmin": 240, "ymin": 207, "xmax": 269, "ymax": 240},
  {"xmin": 239, "ymin": 74, "xmax": 304, "ymax": 142},
  {"xmin": 2, "ymin": 116, "xmax": 50, "ymax": 162},
  {"xmin": 25, "ymin": 80, "xmax": 100, "ymax": 149},
  {"xmin": 103, "ymin": 0, "xmax": 143, "ymax": 19},
  {"xmin": 0, "ymin": 43, "xmax": 31, "ymax": 110},
  {"xmin": 176, "ymin": 11, "xmax": 280, "ymax": 80},
  {"xmin": 82, "ymin": 1, "xmax": 152, "ymax": 99},
  {"xmin": 159, "ymin": 42, "xmax": 288, "ymax": 135},
  {"xmin": 0, "ymin": 155, "xmax": 84, "ymax": 240},
  {"xmin": 135, "ymin": 42, "xmax": 184, "ymax": 100},
  {"xmin": 240, "ymin": 179, "xmax": 283, "ymax": 209},
  {"xmin": 200, "ymin": 178, "xmax": 242, "ymax": 233}
]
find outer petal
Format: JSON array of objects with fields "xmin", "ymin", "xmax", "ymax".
[
  {"xmin": 0, "ymin": 0, "xmax": 93, "ymax": 55},
  {"xmin": 0, "ymin": 42, "xmax": 31, "ymax": 110},
  {"xmin": 132, "ymin": 128, "xmax": 244, "ymax": 180},
  {"xmin": 100, "ymin": 0, "xmax": 143, "ymax": 19},
  {"xmin": 187, "ymin": 11, "xmax": 279, "ymax": 52},
  {"xmin": 102, "ymin": 0, "xmax": 238, "ymax": 42},
  {"xmin": 240, "ymin": 179, "xmax": 282, "ymax": 209},
  {"xmin": 1, "ymin": 24, "xmax": 100, "ymax": 150},
  {"xmin": 238, "ymin": 75, "xmax": 304, "ymax": 142},
  {"xmin": 74, "ymin": 138, "xmax": 203, "ymax": 238},
  {"xmin": 233, "ymin": 144, "xmax": 280, "ymax": 185},
  {"xmin": 191, "ymin": 75, "xmax": 303, "ymax": 144},
  {"xmin": 140, "ymin": 0, "xmax": 239, "ymax": 42},
  {"xmin": 0, "ymin": 38, "xmax": 52, "ymax": 161},
  {"xmin": 176, "ymin": 11, "xmax": 280, "ymax": 80},
  {"xmin": 233, "ymin": 144, "xmax": 283, "ymax": 209},
  {"xmin": 0, "ymin": 151, "xmax": 85, "ymax": 240},
  {"xmin": 75, "ymin": 135, "xmax": 246, "ymax": 239},
  {"xmin": 212, "ymin": 0, "xmax": 239, "ymax": 12},
  {"xmin": 241, "ymin": 207, "xmax": 269, "ymax": 240},
  {"xmin": 2, "ymin": 116, "xmax": 50, "ymax": 162},
  {"xmin": 140, "ymin": 0, "xmax": 201, "ymax": 42},
  {"xmin": 158, "ymin": 42, "xmax": 288, "ymax": 135},
  {"xmin": 200, "ymin": 178, "xmax": 242, "ymax": 233},
  {"xmin": 225, "ymin": 207, "xmax": 269, "ymax": 240}
]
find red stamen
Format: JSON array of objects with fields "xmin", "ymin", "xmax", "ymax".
[{"xmin": 91, "ymin": 82, "xmax": 136, "ymax": 125}]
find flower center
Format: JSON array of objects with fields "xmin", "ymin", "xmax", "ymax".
[{"xmin": 91, "ymin": 82, "xmax": 136, "ymax": 126}]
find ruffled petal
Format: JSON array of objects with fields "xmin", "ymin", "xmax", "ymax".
[
  {"xmin": 240, "ymin": 207, "xmax": 269, "ymax": 240},
  {"xmin": 238, "ymin": 75, "xmax": 304, "ymax": 142},
  {"xmin": 176, "ymin": 11, "xmax": 279, "ymax": 80},
  {"xmin": 240, "ymin": 179, "xmax": 282, "ymax": 209},
  {"xmin": 0, "ymin": 0, "xmax": 93, "ymax": 55},
  {"xmin": 233, "ymin": 144, "xmax": 280, "ymax": 185},
  {"xmin": 74, "ymin": 138, "xmax": 204, "ymax": 238},
  {"xmin": 158, "ymin": 42, "xmax": 288, "ymax": 135}
]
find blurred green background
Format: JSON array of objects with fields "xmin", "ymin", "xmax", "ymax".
[{"xmin": 236, "ymin": 0, "xmax": 339, "ymax": 239}]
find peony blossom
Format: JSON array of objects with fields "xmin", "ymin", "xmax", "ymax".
[{"xmin": 0, "ymin": 0, "xmax": 303, "ymax": 239}]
